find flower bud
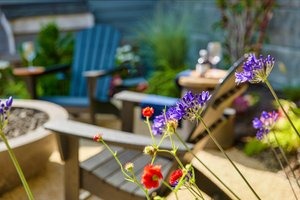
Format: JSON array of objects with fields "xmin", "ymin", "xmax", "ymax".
[
  {"xmin": 143, "ymin": 145, "xmax": 156, "ymax": 156},
  {"xmin": 93, "ymin": 134, "xmax": 103, "ymax": 142},
  {"xmin": 142, "ymin": 107, "xmax": 154, "ymax": 118},
  {"xmin": 124, "ymin": 162, "xmax": 134, "ymax": 172}
]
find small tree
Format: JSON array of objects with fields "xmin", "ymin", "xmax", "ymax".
[{"xmin": 216, "ymin": 0, "xmax": 276, "ymax": 64}]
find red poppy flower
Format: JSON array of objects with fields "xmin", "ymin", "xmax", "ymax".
[
  {"xmin": 141, "ymin": 164, "xmax": 163, "ymax": 189},
  {"xmin": 142, "ymin": 107, "xmax": 154, "ymax": 118},
  {"xmin": 169, "ymin": 169, "xmax": 183, "ymax": 187},
  {"xmin": 93, "ymin": 134, "xmax": 102, "ymax": 142}
]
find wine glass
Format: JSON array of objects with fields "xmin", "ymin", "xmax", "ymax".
[
  {"xmin": 207, "ymin": 41, "xmax": 222, "ymax": 66},
  {"xmin": 22, "ymin": 41, "xmax": 36, "ymax": 67}
]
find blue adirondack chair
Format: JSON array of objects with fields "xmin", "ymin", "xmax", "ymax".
[{"xmin": 24, "ymin": 24, "xmax": 146, "ymax": 123}]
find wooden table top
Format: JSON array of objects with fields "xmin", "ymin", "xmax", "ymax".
[
  {"xmin": 13, "ymin": 66, "xmax": 45, "ymax": 76},
  {"xmin": 178, "ymin": 68, "xmax": 227, "ymax": 89}
]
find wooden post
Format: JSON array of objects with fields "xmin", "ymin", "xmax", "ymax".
[
  {"xmin": 121, "ymin": 100, "xmax": 135, "ymax": 132},
  {"xmin": 63, "ymin": 136, "xmax": 80, "ymax": 200}
]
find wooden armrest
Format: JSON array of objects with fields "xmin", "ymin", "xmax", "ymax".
[
  {"xmin": 83, "ymin": 66, "xmax": 129, "ymax": 79},
  {"xmin": 113, "ymin": 90, "xmax": 150, "ymax": 104},
  {"xmin": 42, "ymin": 63, "xmax": 70, "ymax": 75},
  {"xmin": 44, "ymin": 119, "xmax": 193, "ymax": 153},
  {"xmin": 13, "ymin": 63, "xmax": 70, "ymax": 77},
  {"xmin": 83, "ymin": 70, "xmax": 107, "ymax": 78}
]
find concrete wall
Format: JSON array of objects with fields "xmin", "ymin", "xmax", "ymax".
[{"xmin": 263, "ymin": 0, "xmax": 300, "ymax": 88}]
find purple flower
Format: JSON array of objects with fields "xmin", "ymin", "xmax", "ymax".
[
  {"xmin": 177, "ymin": 91, "xmax": 211, "ymax": 121},
  {"xmin": 235, "ymin": 54, "xmax": 275, "ymax": 84},
  {"xmin": 151, "ymin": 91, "xmax": 211, "ymax": 135},
  {"xmin": 252, "ymin": 111, "xmax": 278, "ymax": 140},
  {"xmin": 0, "ymin": 96, "xmax": 13, "ymax": 125},
  {"xmin": 152, "ymin": 114, "xmax": 167, "ymax": 135}
]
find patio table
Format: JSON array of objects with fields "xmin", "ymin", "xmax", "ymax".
[
  {"xmin": 13, "ymin": 66, "xmax": 45, "ymax": 99},
  {"xmin": 178, "ymin": 68, "xmax": 227, "ymax": 93}
]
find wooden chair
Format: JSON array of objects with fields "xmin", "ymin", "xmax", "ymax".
[
  {"xmin": 44, "ymin": 56, "xmax": 248, "ymax": 200},
  {"xmin": 18, "ymin": 24, "xmax": 147, "ymax": 124}
]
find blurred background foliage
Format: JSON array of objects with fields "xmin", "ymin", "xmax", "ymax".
[
  {"xmin": 244, "ymin": 100, "xmax": 300, "ymax": 156},
  {"xmin": 215, "ymin": 0, "xmax": 276, "ymax": 66},
  {"xmin": 135, "ymin": 4, "xmax": 190, "ymax": 97},
  {"xmin": 19, "ymin": 22, "xmax": 74, "ymax": 96}
]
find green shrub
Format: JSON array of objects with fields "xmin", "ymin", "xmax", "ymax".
[
  {"xmin": 0, "ymin": 66, "xmax": 29, "ymax": 98},
  {"xmin": 136, "ymin": 6, "xmax": 190, "ymax": 97},
  {"xmin": 244, "ymin": 100, "xmax": 300, "ymax": 155},
  {"xmin": 23, "ymin": 22, "xmax": 74, "ymax": 96}
]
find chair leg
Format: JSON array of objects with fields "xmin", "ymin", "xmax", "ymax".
[
  {"xmin": 63, "ymin": 135, "xmax": 80, "ymax": 200},
  {"xmin": 90, "ymin": 111, "xmax": 96, "ymax": 125}
]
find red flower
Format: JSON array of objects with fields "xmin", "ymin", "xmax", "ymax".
[
  {"xmin": 141, "ymin": 164, "xmax": 163, "ymax": 189},
  {"xmin": 93, "ymin": 134, "xmax": 103, "ymax": 142},
  {"xmin": 142, "ymin": 107, "xmax": 154, "ymax": 118},
  {"xmin": 169, "ymin": 169, "xmax": 183, "ymax": 187}
]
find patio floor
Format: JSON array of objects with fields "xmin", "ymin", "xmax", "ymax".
[{"xmin": 0, "ymin": 108, "xmax": 298, "ymax": 199}]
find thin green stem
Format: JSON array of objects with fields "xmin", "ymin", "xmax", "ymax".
[
  {"xmin": 145, "ymin": 117, "xmax": 156, "ymax": 146},
  {"xmin": 190, "ymin": 166, "xmax": 206, "ymax": 199},
  {"xmin": 191, "ymin": 183, "xmax": 205, "ymax": 199},
  {"xmin": 266, "ymin": 136, "xmax": 298, "ymax": 200},
  {"xmin": 157, "ymin": 149, "xmax": 185, "ymax": 169},
  {"xmin": 0, "ymin": 131, "xmax": 34, "ymax": 200},
  {"xmin": 101, "ymin": 140, "xmax": 151, "ymax": 200},
  {"xmin": 174, "ymin": 132, "xmax": 241, "ymax": 200},
  {"xmin": 185, "ymin": 183, "xmax": 204, "ymax": 200},
  {"xmin": 272, "ymin": 131, "xmax": 300, "ymax": 189},
  {"xmin": 265, "ymin": 80, "xmax": 300, "ymax": 138},
  {"xmin": 169, "ymin": 133, "xmax": 176, "ymax": 151},
  {"xmin": 199, "ymin": 118, "xmax": 261, "ymax": 200},
  {"xmin": 185, "ymin": 186, "xmax": 200, "ymax": 199}
]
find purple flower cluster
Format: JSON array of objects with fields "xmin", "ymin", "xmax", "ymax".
[
  {"xmin": 0, "ymin": 96, "xmax": 13, "ymax": 119},
  {"xmin": 0, "ymin": 96, "xmax": 13, "ymax": 127},
  {"xmin": 235, "ymin": 54, "xmax": 275, "ymax": 84},
  {"xmin": 152, "ymin": 91, "xmax": 211, "ymax": 135},
  {"xmin": 252, "ymin": 111, "xmax": 279, "ymax": 140}
]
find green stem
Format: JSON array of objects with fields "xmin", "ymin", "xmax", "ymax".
[
  {"xmin": 145, "ymin": 117, "xmax": 156, "ymax": 146},
  {"xmin": 174, "ymin": 132, "xmax": 241, "ymax": 200},
  {"xmin": 265, "ymin": 80, "xmax": 300, "ymax": 138},
  {"xmin": 199, "ymin": 118, "xmax": 261, "ymax": 200},
  {"xmin": 272, "ymin": 131, "xmax": 300, "ymax": 189},
  {"xmin": 101, "ymin": 140, "xmax": 150, "ymax": 200},
  {"xmin": 190, "ymin": 166, "xmax": 206, "ymax": 199},
  {"xmin": 157, "ymin": 149, "xmax": 185, "ymax": 169},
  {"xmin": 0, "ymin": 131, "xmax": 34, "ymax": 200},
  {"xmin": 266, "ymin": 135, "xmax": 299, "ymax": 200},
  {"xmin": 190, "ymin": 184, "xmax": 205, "ymax": 200}
]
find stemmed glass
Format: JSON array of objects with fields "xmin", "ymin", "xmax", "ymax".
[
  {"xmin": 207, "ymin": 42, "xmax": 222, "ymax": 67},
  {"xmin": 22, "ymin": 41, "xmax": 36, "ymax": 67}
]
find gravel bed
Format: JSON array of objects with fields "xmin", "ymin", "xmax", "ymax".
[{"xmin": 2, "ymin": 107, "xmax": 49, "ymax": 139}]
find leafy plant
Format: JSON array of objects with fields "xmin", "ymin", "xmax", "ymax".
[
  {"xmin": 21, "ymin": 22, "xmax": 74, "ymax": 96},
  {"xmin": 136, "ymin": 5, "xmax": 190, "ymax": 97},
  {"xmin": 35, "ymin": 22, "xmax": 74, "ymax": 66},
  {"xmin": 0, "ymin": 64, "xmax": 28, "ymax": 98},
  {"xmin": 244, "ymin": 138, "xmax": 268, "ymax": 156},
  {"xmin": 282, "ymin": 86, "xmax": 300, "ymax": 102},
  {"xmin": 244, "ymin": 99, "xmax": 300, "ymax": 155},
  {"xmin": 215, "ymin": 0, "xmax": 276, "ymax": 65}
]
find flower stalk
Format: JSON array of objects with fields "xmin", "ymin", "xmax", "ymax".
[
  {"xmin": 265, "ymin": 135, "xmax": 299, "ymax": 200},
  {"xmin": 265, "ymin": 80, "xmax": 300, "ymax": 138},
  {"xmin": 199, "ymin": 117, "xmax": 261, "ymax": 200},
  {"xmin": 0, "ymin": 131, "xmax": 34, "ymax": 200},
  {"xmin": 173, "ymin": 131, "xmax": 241, "ymax": 200}
]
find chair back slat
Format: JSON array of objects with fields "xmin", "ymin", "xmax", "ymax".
[
  {"xmin": 187, "ymin": 55, "xmax": 248, "ymax": 143},
  {"xmin": 70, "ymin": 25, "xmax": 121, "ymax": 101}
]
